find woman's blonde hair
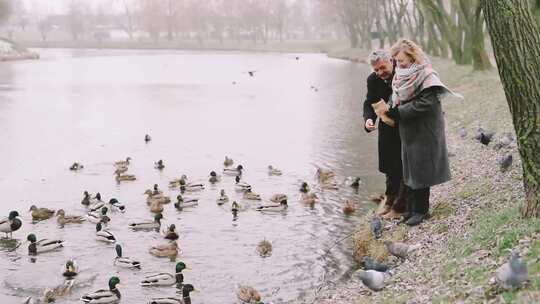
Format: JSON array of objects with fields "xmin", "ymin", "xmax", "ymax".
[{"xmin": 390, "ymin": 39, "xmax": 425, "ymax": 64}]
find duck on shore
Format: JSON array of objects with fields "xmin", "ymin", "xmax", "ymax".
[{"xmin": 0, "ymin": 211, "xmax": 22, "ymax": 238}]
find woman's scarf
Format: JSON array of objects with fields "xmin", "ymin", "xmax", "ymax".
[{"xmin": 391, "ymin": 58, "xmax": 462, "ymax": 106}]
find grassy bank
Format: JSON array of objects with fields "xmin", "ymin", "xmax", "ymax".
[{"xmin": 296, "ymin": 51, "xmax": 539, "ymax": 303}]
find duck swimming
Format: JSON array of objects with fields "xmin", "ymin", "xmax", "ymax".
[
  {"xmin": 140, "ymin": 261, "xmax": 187, "ymax": 286},
  {"xmin": 108, "ymin": 198, "xmax": 126, "ymax": 213},
  {"xmin": 224, "ymin": 164, "xmax": 243, "ymax": 176},
  {"xmin": 174, "ymin": 195, "xmax": 199, "ymax": 210},
  {"xmin": 115, "ymin": 172, "xmax": 136, "ymax": 182},
  {"xmin": 149, "ymin": 241, "xmax": 179, "ymax": 258},
  {"xmin": 243, "ymin": 189, "xmax": 262, "ymax": 201},
  {"xmin": 56, "ymin": 209, "xmax": 85, "ymax": 226},
  {"xmin": 164, "ymin": 224, "xmax": 179, "ymax": 240},
  {"xmin": 301, "ymin": 192, "xmax": 318, "ymax": 205},
  {"xmin": 299, "ymin": 182, "xmax": 310, "ymax": 193},
  {"xmin": 144, "ymin": 189, "xmax": 171, "ymax": 205},
  {"xmin": 27, "ymin": 233, "xmax": 64, "ymax": 255},
  {"xmin": 155, "ymin": 159, "xmax": 165, "ymax": 170},
  {"xmin": 217, "ymin": 189, "xmax": 229, "ymax": 205},
  {"xmin": 0, "ymin": 211, "xmax": 22, "ymax": 238},
  {"xmin": 149, "ymin": 200, "xmax": 164, "ymax": 213},
  {"xmin": 129, "ymin": 213, "xmax": 163, "ymax": 230},
  {"xmin": 224, "ymin": 156, "xmax": 234, "ymax": 167},
  {"xmin": 208, "ymin": 171, "xmax": 221, "ymax": 184},
  {"xmin": 81, "ymin": 191, "xmax": 91, "ymax": 206},
  {"xmin": 147, "ymin": 284, "xmax": 195, "ymax": 304},
  {"xmin": 268, "ymin": 165, "xmax": 282, "ymax": 176},
  {"xmin": 234, "ymin": 175, "xmax": 251, "ymax": 191},
  {"xmin": 96, "ymin": 222, "xmax": 116, "ymax": 243},
  {"xmin": 87, "ymin": 207, "xmax": 110, "ymax": 224},
  {"xmin": 145, "ymin": 134, "xmax": 152, "ymax": 142},
  {"xmin": 114, "ymin": 244, "xmax": 141, "ymax": 269},
  {"xmin": 43, "ymin": 280, "xmax": 74, "ymax": 303},
  {"xmin": 115, "ymin": 157, "xmax": 131, "ymax": 167},
  {"xmin": 256, "ymin": 199, "xmax": 288, "ymax": 212},
  {"xmin": 69, "ymin": 162, "xmax": 83, "ymax": 171},
  {"xmin": 237, "ymin": 285, "xmax": 262, "ymax": 304},
  {"xmin": 29, "ymin": 205, "xmax": 55, "ymax": 221},
  {"xmin": 179, "ymin": 179, "xmax": 204, "ymax": 193},
  {"xmin": 81, "ymin": 276, "xmax": 121, "ymax": 304},
  {"xmin": 62, "ymin": 259, "xmax": 79, "ymax": 278}
]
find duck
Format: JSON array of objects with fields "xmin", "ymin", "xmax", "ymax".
[
  {"xmin": 88, "ymin": 192, "xmax": 104, "ymax": 210},
  {"xmin": 87, "ymin": 207, "xmax": 110, "ymax": 224},
  {"xmin": 116, "ymin": 172, "xmax": 136, "ymax": 182},
  {"xmin": 174, "ymin": 195, "xmax": 199, "ymax": 210},
  {"xmin": 149, "ymin": 241, "xmax": 179, "ymax": 258},
  {"xmin": 108, "ymin": 198, "xmax": 126, "ymax": 213},
  {"xmin": 114, "ymin": 244, "xmax": 141, "ymax": 269},
  {"xmin": 27, "ymin": 234, "xmax": 64, "ymax": 255},
  {"xmin": 179, "ymin": 179, "xmax": 205, "ymax": 193},
  {"xmin": 237, "ymin": 285, "xmax": 262, "ymax": 303},
  {"xmin": 223, "ymin": 164, "xmax": 243, "ymax": 176},
  {"xmin": 81, "ymin": 191, "xmax": 92, "ymax": 206},
  {"xmin": 0, "ymin": 211, "xmax": 22, "ymax": 238},
  {"xmin": 96, "ymin": 222, "xmax": 116, "ymax": 243},
  {"xmin": 149, "ymin": 200, "xmax": 164, "ymax": 213},
  {"xmin": 29, "ymin": 205, "xmax": 55, "ymax": 221},
  {"xmin": 140, "ymin": 261, "xmax": 187, "ymax": 286},
  {"xmin": 243, "ymin": 189, "xmax": 262, "ymax": 201},
  {"xmin": 301, "ymin": 192, "xmax": 318, "ymax": 205},
  {"xmin": 348, "ymin": 176, "xmax": 362, "ymax": 189},
  {"xmin": 145, "ymin": 134, "xmax": 152, "ymax": 142},
  {"xmin": 43, "ymin": 280, "xmax": 74, "ymax": 303},
  {"xmin": 316, "ymin": 167, "xmax": 335, "ymax": 183},
  {"xmin": 256, "ymin": 240, "xmax": 272, "ymax": 257},
  {"xmin": 56, "ymin": 209, "xmax": 85, "ymax": 226},
  {"xmin": 81, "ymin": 276, "xmax": 121, "ymax": 304},
  {"xmin": 152, "ymin": 184, "xmax": 163, "ymax": 196},
  {"xmin": 268, "ymin": 165, "xmax": 282, "ymax": 176},
  {"xmin": 129, "ymin": 213, "xmax": 163, "ymax": 230},
  {"xmin": 270, "ymin": 194, "xmax": 288, "ymax": 203},
  {"xmin": 144, "ymin": 189, "xmax": 171, "ymax": 205},
  {"xmin": 115, "ymin": 157, "xmax": 131, "ymax": 167},
  {"xmin": 208, "ymin": 171, "xmax": 221, "ymax": 184},
  {"xmin": 299, "ymin": 182, "xmax": 309, "ymax": 193},
  {"xmin": 155, "ymin": 159, "xmax": 165, "ymax": 170},
  {"xmin": 256, "ymin": 199, "xmax": 288, "ymax": 212},
  {"xmin": 224, "ymin": 156, "xmax": 234, "ymax": 167},
  {"xmin": 232, "ymin": 201, "xmax": 240, "ymax": 216},
  {"xmin": 164, "ymin": 224, "xmax": 179, "ymax": 240},
  {"xmin": 147, "ymin": 284, "xmax": 196, "ymax": 304},
  {"xmin": 234, "ymin": 175, "xmax": 251, "ymax": 191},
  {"xmin": 217, "ymin": 189, "xmax": 229, "ymax": 205},
  {"xmin": 114, "ymin": 166, "xmax": 128, "ymax": 174},
  {"xmin": 62, "ymin": 259, "xmax": 79, "ymax": 278},
  {"xmin": 69, "ymin": 162, "xmax": 83, "ymax": 171},
  {"xmin": 169, "ymin": 175, "xmax": 188, "ymax": 188}
]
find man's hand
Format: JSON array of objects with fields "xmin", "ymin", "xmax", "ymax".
[
  {"xmin": 373, "ymin": 100, "xmax": 390, "ymax": 116},
  {"xmin": 365, "ymin": 119, "xmax": 376, "ymax": 131}
]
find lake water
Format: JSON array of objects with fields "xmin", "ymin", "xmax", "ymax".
[{"xmin": 0, "ymin": 49, "xmax": 382, "ymax": 304}]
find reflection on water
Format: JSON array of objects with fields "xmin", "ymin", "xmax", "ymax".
[{"xmin": 0, "ymin": 49, "xmax": 383, "ymax": 303}]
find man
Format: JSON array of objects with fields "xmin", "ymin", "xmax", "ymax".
[{"xmin": 363, "ymin": 50, "xmax": 406, "ymax": 219}]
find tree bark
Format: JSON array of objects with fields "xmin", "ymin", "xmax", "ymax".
[{"xmin": 482, "ymin": 0, "xmax": 540, "ymax": 217}]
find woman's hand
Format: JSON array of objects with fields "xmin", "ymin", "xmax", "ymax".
[{"xmin": 372, "ymin": 100, "xmax": 395, "ymax": 127}]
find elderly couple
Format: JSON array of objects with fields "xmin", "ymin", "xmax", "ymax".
[{"xmin": 363, "ymin": 39, "xmax": 456, "ymax": 226}]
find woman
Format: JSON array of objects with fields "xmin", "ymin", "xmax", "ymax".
[{"xmin": 375, "ymin": 39, "xmax": 457, "ymax": 226}]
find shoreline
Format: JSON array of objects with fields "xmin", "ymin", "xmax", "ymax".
[{"xmin": 295, "ymin": 52, "xmax": 539, "ymax": 303}]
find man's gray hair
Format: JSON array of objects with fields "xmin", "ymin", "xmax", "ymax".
[{"xmin": 368, "ymin": 49, "xmax": 392, "ymax": 65}]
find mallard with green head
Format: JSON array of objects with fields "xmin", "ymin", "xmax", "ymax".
[
  {"xmin": 96, "ymin": 222, "xmax": 116, "ymax": 243},
  {"xmin": 267, "ymin": 165, "xmax": 282, "ymax": 176},
  {"xmin": 114, "ymin": 244, "xmax": 141, "ymax": 269},
  {"xmin": 108, "ymin": 198, "xmax": 126, "ymax": 213},
  {"xmin": 29, "ymin": 205, "xmax": 55, "ymax": 221},
  {"xmin": 224, "ymin": 164, "xmax": 243, "ymax": 176},
  {"xmin": 179, "ymin": 179, "xmax": 204, "ymax": 193},
  {"xmin": 174, "ymin": 195, "xmax": 198, "ymax": 210},
  {"xmin": 81, "ymin": 276, "xmax": 121, "ymax": 304},
  {"xmin": 87, "ymin": 207, "xmax": 110, "ymax": 224},
  {"xmin": 234, "ymin": 175, "xmax": 251, "ymax": 191},
  {"xmin": 256, "ymin": 200, "xmax": 288, "ymax": 213},
  {"xmin": 208, "ymin": 171, "xmax": 221, "ymax": 184},
  {"xmin": 140, "ymin": 261, "xmax": 188, "ymax": 286},
  {"xmin": 149, "ymin": 241, "xmax": 179, "ymax": 258},
  {"xmin": 129, "ymin": 213, "xmax": 163, "ymax": 230},
  {"xmin": 147, "ymin": 284, "xmax": 196, "ymax": 304},
  {"xmin": 0, "ymin": 211, "xmax": 22, "ymax": 238},
  {"xmin": 164, "ymin": 224, "xmax": 179, "ymax": 240},
  {"xmin": 27, "ymin": 233, "xmax": 64, "ymax": 255},
  {"xmin": 56, "ymin": 209, "xmax": 85, "ymax": 226},
  {"xmin": 62, "ymin": 259, "xmax": 79, "ymax": 278}
]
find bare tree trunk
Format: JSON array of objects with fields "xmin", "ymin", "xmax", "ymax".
[{"xmin": 482, "ymin": 0, "xmax": 540, "ymax": 217}]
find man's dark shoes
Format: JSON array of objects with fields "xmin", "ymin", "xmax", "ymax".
[{"xmin": 405, "ymin": 213, "xmax": 426, "ymax": 226}]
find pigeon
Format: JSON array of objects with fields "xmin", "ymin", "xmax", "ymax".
[
  {"xmin": 474, "ymin": 127, "xmax": 495, "ymax": 145},
  {"xmin": 361, "ymin": 256, "xmax": 389, "ymax": 272},
  {"xmin": 458, "ymin": 127, "xmax": 467, "ymax": 139},
  {"xmin": 383, "ymin": 240, "xmax": 421, "ymax": 259},
  {"xmin": 371, "ymin": 217, "xmax": 383, "ymax": 239},
  {"xmin": 496, "ymin": 251, "xmax": 529, "ymax": 289},
  {"xmin": 499, "ymin": 154, "xmax": 513, "ymax": 172},
  {"xmin": 494, "ymin": 132, "xmax": 515, "ymax": 150},
  {"xmin": 354, "ymin": 269, "xmax": 385, "ymax": 291}
]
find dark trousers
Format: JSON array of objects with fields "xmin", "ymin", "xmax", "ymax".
[
  {"xmin": 405, "ymin": 186, "xmax": 430, "ymax": 215},
  {"xmin": 385, "ymin": 173, "xmax": 408, "ymax": 213}
]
